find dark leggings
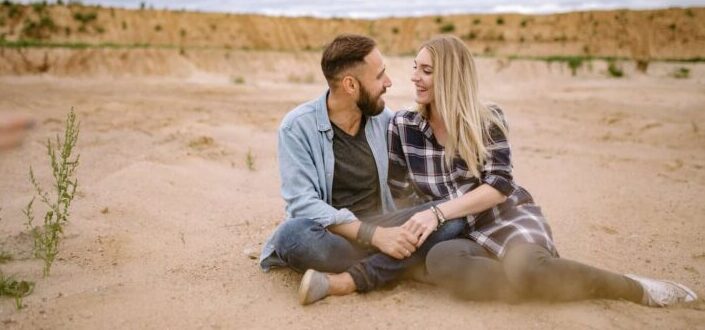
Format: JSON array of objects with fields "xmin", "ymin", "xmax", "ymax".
[{"xmin": 426, "ymin": 239, "xmax": 643, "ymax": 303}]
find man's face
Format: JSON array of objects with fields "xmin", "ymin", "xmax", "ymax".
[{"xmin": 355, "ymin": 48, "xmax": 392, "ymax": 116}]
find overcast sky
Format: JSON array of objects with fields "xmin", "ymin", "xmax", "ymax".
[{"xmin": 19, "ymin": 0, "xmax": 705, "ymax": 18}]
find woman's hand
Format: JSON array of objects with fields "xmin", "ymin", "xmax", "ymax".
[{"xmin": 402, "ymin": 210, "xmax": 438, "ymax": 248}]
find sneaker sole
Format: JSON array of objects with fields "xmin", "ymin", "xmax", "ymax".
[
  {"xmin": 664, "ymin": 280, "xmax": 699, "ymax": 303},
  {"xmin": 298, "ymin": 269, "xmax": 315, "ymax": 305}
]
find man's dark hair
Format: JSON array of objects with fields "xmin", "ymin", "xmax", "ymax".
[{"xmin": 321, "ymin": 34, "xmax": 376, "ymax": 87}]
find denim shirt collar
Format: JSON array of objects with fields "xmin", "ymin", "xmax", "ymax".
[{"xmin": 315, "ymin": 91, "xmax": 333, "ymax": 133}]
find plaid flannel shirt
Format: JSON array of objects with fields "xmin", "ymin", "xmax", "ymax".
[{"xmin": 387, "ymin": 105, "xmax": 517, "ymax": 224}]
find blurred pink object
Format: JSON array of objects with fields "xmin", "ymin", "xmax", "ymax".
[{"xmin": 0, "ymin": 114, "xmax": 36, "ymax": 150}]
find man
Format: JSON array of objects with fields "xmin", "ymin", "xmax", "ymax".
[{"xmin": 259, "ymin": 34, "xmax": 463, "ymax": 305}]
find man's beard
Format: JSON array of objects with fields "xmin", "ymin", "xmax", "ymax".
[{"xmin": 357, "ymin": 83, "xmax": 385, "ymax": 117}]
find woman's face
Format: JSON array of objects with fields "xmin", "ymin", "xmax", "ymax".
[{"xmin": 411, "ymin": 47, "xmax": 434, "ymax": 106}]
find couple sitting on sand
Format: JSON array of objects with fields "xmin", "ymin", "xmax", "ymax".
[{"xmin": 258, "ymin": 34, "xmax": 697, "ymax": 306}]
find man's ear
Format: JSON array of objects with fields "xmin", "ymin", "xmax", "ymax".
[{"xmin": 341, "ymin": 75, "xmax": 357, "ymax": 95}]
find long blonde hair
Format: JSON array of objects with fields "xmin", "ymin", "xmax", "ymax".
[{"xmin": 417, "ymin": 35, "xmax": 507, "ymax": 178}]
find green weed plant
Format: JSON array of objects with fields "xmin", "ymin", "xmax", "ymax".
[
  {"xmin": 0, "ymin": 271, "xmax": 34, "ymax": 310},
  {"xmin": 607, "ymin": 60, "xmax": 624, "ymax": 77},
  {"xmin": 246, "ymin": 149, "xmax": 255, "ymax": 171},
  {"xmin": 673, "ymin": 67, "xmax": 690, "ymax": 79},
  {"xmin": 23, "ymin": 109, "xmax": 80, "ymax": 277}
]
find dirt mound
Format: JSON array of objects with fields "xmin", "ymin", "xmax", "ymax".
[{"xmin": 1, "ymin": 3, "xmax": 703, "ymax": 59}]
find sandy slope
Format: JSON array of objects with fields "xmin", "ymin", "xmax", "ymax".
[
  {"xmin": 1, "ymin": 4, "xmax": 705, "ymax": 59},
  {"xmin": 0, "ymin": 55, "xmax": 704, "ymax": 329}
]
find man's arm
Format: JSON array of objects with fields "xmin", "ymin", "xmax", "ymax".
[
  {"xmin": 329, "ymin": 221, "xmax": 418, "ymax": 260},
  {"xmin": 278, "ymin": 125, "xmax": 355, "ymax": 227}
]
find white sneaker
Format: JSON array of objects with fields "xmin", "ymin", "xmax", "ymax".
[{"xmin": 626, "ymin": 274, "xmax": 698, "ymax": 307}]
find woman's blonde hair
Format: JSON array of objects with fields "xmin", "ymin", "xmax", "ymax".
[{"xmin": 417, "ymin": 35, "xmax": 507, "ymax": 178}]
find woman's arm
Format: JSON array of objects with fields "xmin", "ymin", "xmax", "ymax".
[
  {"xmin": 402, "ymin": 184, "xmax": 506, "ymax": 247},
  {"xmin": 404, "ymin": 106, "xmax": 516, "ymax": 246}
]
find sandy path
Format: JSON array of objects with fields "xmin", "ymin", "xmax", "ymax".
[{"xmin": 1, "ymin": 57, "xmax": 704, "ymax": 329}]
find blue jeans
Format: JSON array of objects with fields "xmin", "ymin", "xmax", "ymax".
[{"xmin": 270, "ymin": 203, "xmax": 465, "ymax": 292}]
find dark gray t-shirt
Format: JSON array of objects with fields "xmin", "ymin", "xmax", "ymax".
[{"xmin": 331, "ymin": 116, "xmax": 381, "ymax": 218}]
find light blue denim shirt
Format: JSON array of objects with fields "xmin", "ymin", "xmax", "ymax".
[{"xmin": 259, "ymin": 91, "xmax": 396, "ymax": 271}]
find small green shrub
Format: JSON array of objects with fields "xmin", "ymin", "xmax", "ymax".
[
  {"xmin": 24, "ymin": 109, "xmax": 80, "ymax": 277},
  {"xmin": 391, "ymin": 26, "xmax": 399, "ymax": 34},
  {"xmin": 31, "ymin": 1, "xmax": 47, "ymax": 14},
  {"xmin": 72, "ymin": 12, "xmax": 97, "ymax": 24},
  {"xmin": 607, "ymin": 60, "xmax": 624, "ymax": 78},
  {"xmin": 462, "ymin": 31, "xmax": 477, "ymax": 40},
  {"xmin": 0, "ymin": 250, "xmax": 11, "ymax": 263},
  {"xmin": 472, "ymin": 18, "xmax": 480, "ymax": 25},
  {"xmin": 567, "ymin": 57, "xmax": 583, "ymax": 76},
  {"xmin": 232, "ymin": 76, "xmax": 245, "ymax": 84},
  {"xmin": 439, "ymin": 22, "xmax": 455, "ymax": 33},
  {"xmin": 673, "ymin": 67, "xmax": 690, "ymax": 79},
  {"xmin": 520, "ymin": 19, "xmax": 529, "ymax": 27},
  {"xmin": 0, "ymin": 272, "xmax": 34, "ymax": 310},
  {"xmin": 246, "ymin": 149, "xmax": 255, "ymax": 171},
  {"xmin": 154, "ymin": 24, "xmax": 161, "ymax": 31},
  {"xmin": 434, "ymin": 16, "xmax": 442, "ymax": 24},
  {"xmin": 496, "ymin": 17, "xmax": 504, "ymax": 25},
  {"xmin": 121, "ymin": 21, "xmax": 127, "ymax": 30}
]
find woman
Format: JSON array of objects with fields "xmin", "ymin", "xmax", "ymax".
[{"xmin": 386, "ymin": 35, "xmax": 697, "ymax": 306}]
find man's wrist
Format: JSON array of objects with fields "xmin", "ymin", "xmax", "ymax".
[
  {"xmin": 356, "ymin": 221, "xmax": 377, "ymax": 247},
  {"xmin": 369, "ymin": 226, "xmax": 384, "ymax": 248}
]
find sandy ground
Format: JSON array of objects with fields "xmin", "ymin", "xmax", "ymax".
[{"xmin": 1, "ymin": 56, "xmax": 705, "ymax": 329}]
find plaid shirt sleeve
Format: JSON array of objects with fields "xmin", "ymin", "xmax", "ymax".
[
  {"xmin": 387, "ymin": 112, "xmax": 416, "ymax": 201},
  {"xmin": 480, "ymin": 106, "xmax": 517, "ymax": 196}
]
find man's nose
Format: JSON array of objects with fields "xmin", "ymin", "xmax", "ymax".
[{"xmin": 384, "ymin": 75, "xmax": 392, "ymax": 88}]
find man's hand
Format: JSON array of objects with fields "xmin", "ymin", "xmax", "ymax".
[
  {"xmin": 371, "ymin": 226, "xmax": 419, "ymax": 259},
  {"xmin": 401, "ymin": 210, "xmax": 437, "ymax": 248}
]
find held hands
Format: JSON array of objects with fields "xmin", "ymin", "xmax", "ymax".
[
  {"xmin": 371, "ymin": 226, "xmax": 419, "ymax": 260},
  {"xmin": 401, "ymin": 210, "xmax": 438, "ymax": 248}
]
